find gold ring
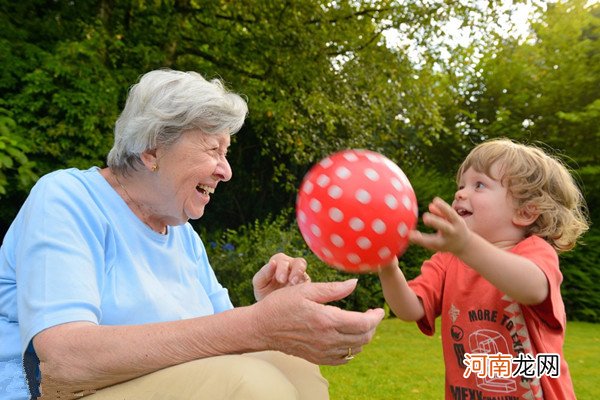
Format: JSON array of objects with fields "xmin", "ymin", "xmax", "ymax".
[{"xmin": 344, "ymin": 347, "xmax": 354, "ymax": 360}]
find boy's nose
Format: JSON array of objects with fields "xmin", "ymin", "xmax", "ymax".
[{"xmin": 455, "ymin": 188, "xmax": 467, "ymax": 200}]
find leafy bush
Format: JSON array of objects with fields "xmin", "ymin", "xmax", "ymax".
[
  {"xmin": 0, "ymin": 107, "xmax": 36, "ymax": 195},
  {"xmin": 203, "ymin": 210, "xmax": 344, "ymax": 308},
  {"xmin": 560, "ymin": 226, "xmax": 600, "ymax": 322}
]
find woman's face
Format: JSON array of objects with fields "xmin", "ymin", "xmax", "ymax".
[{"xmin": 150, "ymin": 129, "xmax": 232, "ymax": 226}]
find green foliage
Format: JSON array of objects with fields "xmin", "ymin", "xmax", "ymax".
[
  {"xmin": 0, "ymin": 108, "xmax": 36, "ymax": 195},
  {"xmin": 464, "ymin": 0, "xmax": 600, "ymax": 217},
  {"xmin": 560, "ymin": 226, "xmax": 600, "ymax": 322},
  {"xmin": 1, "ymin": 0, "xmax": 498, "ymax": 229},
  {"xmin": 9, "ymin": 33, "xmax": 123, "ymax": 171},
  {"xmin": 204, "ymin": 210, "xmax": 346, "ymax": 308}
]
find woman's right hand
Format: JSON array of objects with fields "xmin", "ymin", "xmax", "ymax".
[{"xmin": 251, "ymin": 279, "xmax": 384, "ymax": 365}]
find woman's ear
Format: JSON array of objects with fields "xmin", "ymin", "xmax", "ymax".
[
  {"xmin": 513, "ymin": 202, "xmax": 539, "ymax": 227},
  {"xmin": 140, "ymin": 149, "xmax": 158, "ymax": 172}
]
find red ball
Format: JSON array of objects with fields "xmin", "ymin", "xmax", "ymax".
[{"xmin": 296, "ymin": 149, "xmax": 418, "ymax": 273}]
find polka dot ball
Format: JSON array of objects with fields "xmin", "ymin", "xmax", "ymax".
[{"xmin": 296, "ymin": 149, "xmax": 418, "ymax": 273}]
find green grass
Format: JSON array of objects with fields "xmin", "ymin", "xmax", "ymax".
[{"xmin": 321, "ymin": 319, "xmax": 600, "ymax": 399}]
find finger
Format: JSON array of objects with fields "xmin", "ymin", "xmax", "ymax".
[
  {"xmin": 324, "ymin": 306, "xmax": 385, "ymax": 335},
  {"xmin": 291, "ymin": 270, "xmax": 311, "ymax": 285},
  {"xmin": 273, "ymin": 259, "xmax": 291, "ymax": 284},
  {"xmin": 432, "ymin": 197, "xmax": 461, "ymax": 223},
  {"xmin": 330, "ymin": 345, "xmax": 364, "ymax": 364},
  {"xmin": 409, "ymin": 229, "xmax": 428, "ymax": 247},
  {"xmin": 410, "ymin": 231, "xmax": 445, "ymax": 250},
  {"xmin": 422, "ymin": 212, "xmax": 452, "ymax": 233},
  {"xmin": 428, "ymin": 200, "xmax": 444, "ymax": 217},
  {"xmin": 252, "ymin": 260, "xmax": 276, "ymax": 289},
  {"xmin": 288, "ymin": 258, "xmax": 308, "ymax": 285},
  {"xmin": 302, "ymin": 279, "xmax": 358, "ymax": 304}
]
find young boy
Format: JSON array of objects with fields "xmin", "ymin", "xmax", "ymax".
[{"xmin": 378, "ymin": 138, "xmax": 589, "ymax": 399}]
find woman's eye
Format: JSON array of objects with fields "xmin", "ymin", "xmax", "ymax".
[{"xmin": 213, "ymin": 148, "xmax": 228, "ymax": 158}]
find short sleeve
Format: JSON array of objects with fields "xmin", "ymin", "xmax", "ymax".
[
  {"xmin": 191, "ymin": 235, "xmax": 234, "ymax": 313},
  {"xmin": 515, "ymin": 236, "xmax": 565, "ymax": 330},
  {"xmin": 15, "ymin": 172, "xmax": 106, "ymax": 351}
]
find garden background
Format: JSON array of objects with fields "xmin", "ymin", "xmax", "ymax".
[{"xmin": 1, "ymin": 0, "xmax": 599, "ymax": 396}]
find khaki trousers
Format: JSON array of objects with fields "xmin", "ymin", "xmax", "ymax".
[{"xmin": 83, "ymin": 351, "xmax": 329, "ymax": 400}]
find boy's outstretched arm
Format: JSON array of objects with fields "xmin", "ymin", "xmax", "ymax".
[{"xmin": 378, "ymin": 258, "xmax": 425, "ymax": 321}]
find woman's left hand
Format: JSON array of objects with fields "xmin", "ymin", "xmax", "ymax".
[{"xmin": 253, "ymin": 253, "xmax": 311, "ymax": 301}]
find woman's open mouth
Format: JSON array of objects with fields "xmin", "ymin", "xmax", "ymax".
[{"xmin": 196, "ymin": 184, "xmax": 215, "ymax": 195}]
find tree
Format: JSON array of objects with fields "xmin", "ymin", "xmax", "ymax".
[
  {"xmin": 0, "ymin": 0, "xmax": 506, "ymax": 231},
  {"xmin": 462, "ymin": 0, "xmax": 600, "ymax": 216}
]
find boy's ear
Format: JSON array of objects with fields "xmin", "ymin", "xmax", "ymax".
[{"xmin": 513, "ymin": 203, "xmax": 539, "ymax": 227}]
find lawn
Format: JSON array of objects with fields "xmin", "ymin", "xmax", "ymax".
[{"xmin": 321, "ymin": 318, "xmax": 599, "ymax": 399}]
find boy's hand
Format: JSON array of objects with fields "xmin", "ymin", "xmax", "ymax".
[{"xmin": 409, "ymin": 197, "xmax": 471, "ymax": 255}]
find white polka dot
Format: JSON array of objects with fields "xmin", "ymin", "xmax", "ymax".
[
  {"xmin": 298, "ymin": 210, "xmax": 306, "ymax": 223},
  {"xmin": 336, "ymin": 166, "xmax": 351, "ymax": 179},
  {"xmin": 378, "ymin": 247, "xmax": 391, "ymax": 259},
  {"xmin": 329, "ymin": 207, "xmax": 344, "ymax": 222},
  {"xmin": 398, "ymin": 222, "xmax": 408, "ymax": 237},
  {"xmin": 364, "ymin": 168, "xmax": 379, "ymax": 181},
  {"xmin": 357, "ymin": 237, "xmax": 372, "ymax": 249},
  {"xmin": 402, "ymin": 195, "xmax": 413, "ymax": 210},
  {"xmin": 349, "ymin": 217, "xmax": 365, "ymax": 231},
  {"xmin": 328, "ymin": 185, "xmax": 342, "ymax": 199},
  {"xmin": 385, "ymin": 194, "xmax": 398, "ymax": 210},
  {"xmin": 372, "ymin": 219, "xmax": 386, "ymax": 234},
  {"xmin": 310, "ymin": 198, "xmax": 322, "ymax": 212},
  {"xmin": 391, "ymin": 177, "xmax": 402, "ymax": 191},
  {"xmin": 343, "ymin": 152, "xmax": 359, "ymax": 162},
  {"xmin": 316, "ymin": 174, "xmax": 330, "ymax": 187},
  {"xmin": 365, "ymin": 153, "xmax": 381, "ymax": 163},
  {"xmin": 347, "ymin": 253, "xmax": 361, "ymax": 264},
  {"xmin": 322, "ymin": 247, "xmax": 332, "ymax": 258},
  {"xmin": 414, "ymin": 205, "xmax": 419, "ymax": 217},
  {"xmin": 310, "ymin": 224, "xmax": 321, "ymax": 237},
  {"xmin": 320, "ymin": 157, "xmax": 333, "ymax": 168},
  {"xmin": 303, "ymin": 180, "xmax": 314, "ymax": 194},
  {"xmin": 330, "ymin": 234, "xmax": 344, "ymax": 247},
  {"xmin": 355, "ymin": 189, "xmax": 371, "ymax": 204}
]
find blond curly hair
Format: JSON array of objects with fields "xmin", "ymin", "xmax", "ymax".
[{"xmin": 456, "ymin": 138, "xmax": 589, "ymax": 252}]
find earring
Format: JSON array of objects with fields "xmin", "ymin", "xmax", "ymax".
[{"xmin": 152, "ymin": 164, "xmax": 158, "ymax": 172}]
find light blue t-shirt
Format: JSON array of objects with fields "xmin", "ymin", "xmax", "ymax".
[{"xmin": 0, "ymin": 167, "xmax": 234, "ymax": 399}]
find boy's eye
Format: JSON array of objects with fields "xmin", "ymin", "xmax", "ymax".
[{"xmin": 475, "ymin": 182, "xmax": 485, "ymax": 189}]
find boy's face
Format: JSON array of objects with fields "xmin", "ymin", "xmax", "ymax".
[{"xmin": 452, "ymin": 162, "xmax": 525, "ymax": 245}]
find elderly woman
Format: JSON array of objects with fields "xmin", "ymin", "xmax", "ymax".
[{"xmin": 0, "ymin": 69, "xmax": 384, "ymax": 400}]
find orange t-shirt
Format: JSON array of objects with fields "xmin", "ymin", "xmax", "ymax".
[{"xmin": 408, "ymin": 235, "xmax": 575, "ymax": 399}]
